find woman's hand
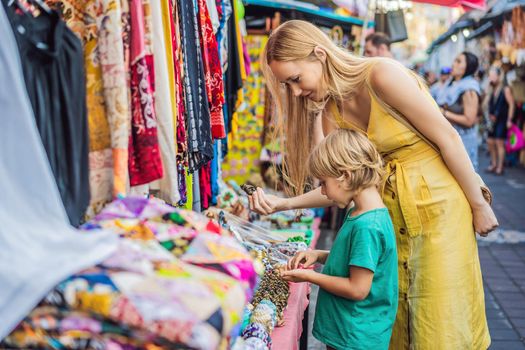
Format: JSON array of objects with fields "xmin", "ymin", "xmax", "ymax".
[
  {"xmin": 281, "ymin": 268, "xmax": 315, "ymax": 283},
  {"xmin": 472, "ymin": 202, "xmax": 499, "ymax": 236},
  {"xmin": 287, "ymin": 250, "xmax": 320, "ymax": 270},
  {"xmin": 248, "ymin": 187, "xmax": 290, "ymax": 215}
]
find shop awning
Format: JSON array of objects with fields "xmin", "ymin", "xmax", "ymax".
[
  {"xmin": 244, "ymin": 0, "xmax": 369, "ymax": 27},
  {"xmin": 426, "ymin": 6, "xmax": 488, "ymax": 52},
  {"xmin": 480, "ymin": 0, "xmax": 525, "ymax": 22},
  {"xmin": 466, "ymin": 21, "xmax": 493, "ymax": 40}
]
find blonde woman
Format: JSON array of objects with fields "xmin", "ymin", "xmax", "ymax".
[{"xmin": 249, "ymin": 20, "xmax": 498, "ymax": 349}]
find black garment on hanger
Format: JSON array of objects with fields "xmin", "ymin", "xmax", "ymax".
[
  {"xmin": 178, "ymin": 0, "xmax": 213, "ymax": 172},
  {"xmin": 2, "ymin": 1, "xmax": 90, "ymax": 226},
  {"xmin": 220, "ymin": 10, "xmax": 242, "ymax": 158},
  {"xmin": 224, "ymin": 10, "xmax": 243, "ymax": 131}
]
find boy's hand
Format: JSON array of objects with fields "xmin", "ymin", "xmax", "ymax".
[
  {"xmin": 281, "ymin": 269, "xmax": 315, "ymax": 283},
  {"xmin": 287, "ymin": 250, "xmax": 319, "ymax": 270}
]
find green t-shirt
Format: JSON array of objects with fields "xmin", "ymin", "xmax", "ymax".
[{"xmin": 312, "ymin": 208, "xmax": 398, "ymax": 350}]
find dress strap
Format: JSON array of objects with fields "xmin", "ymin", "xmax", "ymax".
[{"xmin": 328, "ymin": 100, "xmax": 366, "ymax": 134}]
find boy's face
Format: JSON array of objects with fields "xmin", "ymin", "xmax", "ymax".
[{"xmin": 319, "ymin": 176, "xmax": 353, "ymax": 208}]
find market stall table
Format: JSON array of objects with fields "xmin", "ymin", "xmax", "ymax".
[{"xmin": 271, "ymin": 218, "xmax": 321, "ymax": 350}]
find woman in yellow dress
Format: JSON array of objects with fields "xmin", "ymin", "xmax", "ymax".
[{"xmin": 249, "ymin": 20, "xmax": 498, "ymax": 349}]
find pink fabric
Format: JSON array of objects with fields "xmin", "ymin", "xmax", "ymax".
[{"xmin": 271, "ymin": 219, "xmax": 321, "ymax": 350}]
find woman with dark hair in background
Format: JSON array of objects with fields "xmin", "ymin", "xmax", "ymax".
[
  {"xmin": 437, "ymin": 52, "xmax": 481, "ymax": 171},
  {"xmin": 486, "ymin": 66, "xmax": 515, "ymax": 175}
]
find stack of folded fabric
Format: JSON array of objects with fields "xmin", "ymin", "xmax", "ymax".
[{"xmin": 2, "ymin": 197, "xmax": 258, "ymax": 350}]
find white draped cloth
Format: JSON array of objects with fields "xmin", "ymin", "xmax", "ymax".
[{"xmin": 0, "ymin": 5, "xmax": 117, "ymax": 338}]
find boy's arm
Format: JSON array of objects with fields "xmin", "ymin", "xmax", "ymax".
[
  {"xmin": 282, "ymin": 266, "xmax": 373, "ymax": 301},
  {"xmin": 310, "ymin": 266, "xmax": 373, "ymax": 300}
]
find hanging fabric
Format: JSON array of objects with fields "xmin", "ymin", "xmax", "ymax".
[
  {"xmin": 197, "ymin": 0, "xmax": 226, "ymax": 139},
  {"xmin": 224, "ymin": 0, "xmax": 243, "ymax": 133},
  {"xmin": 169, "ymin": 0, "xmax": 188, "ymax": 205},
  {"xmin": 3, "ymin": 1, "xmax": 90, "ymax": 226},
  {"xmin": 215, "ymin": 0, "xmax": 232, "ymax": 71},
  {"xmin": 0, "ymin": 3, "xmax": 116, "ymax": 337},
  {"xmin": 150, "ymin": 0, "xmax": 181, "ymax": 205},
  {"xmin": 210, "ymin": 141, "xmax": 220, "ymax": 206},
  {"xmin": 128, "ymin": 0, "xmax": 164, "ymax": 186},
  {"xmin": 192, "ymin": 170, "xmax": 202, "ymax": 212},
  {"xmin": 45, "ymin": 0, "xmax": 130, "ymax": 212},
  {"xmin": 199, "ymin": 162, "xmax": 212, "ymax": 209},
  {"xmin": 178, "ymin": 0, "xmax": 214, "ymax": 172},
  {"xmin": 207, "ymin": 0, "xmax": 220, "ymax": 33}
]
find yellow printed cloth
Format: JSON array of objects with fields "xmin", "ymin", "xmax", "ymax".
[{"xmin": 47, "ymin": 0, "xmax": 131, "ymax": 206}]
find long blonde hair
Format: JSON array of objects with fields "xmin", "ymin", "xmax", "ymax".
[
  {"xmin": 261, "ymin": 20, "xmax": 423, "ymax": 195},
  {"xmin": 308, "ymin": 129, "xmax": 385, "ymax": 192}
]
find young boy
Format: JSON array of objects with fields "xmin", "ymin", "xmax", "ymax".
[{"xmin": 281, "ymin": 129, "xmax": 398, "ymax": 350}]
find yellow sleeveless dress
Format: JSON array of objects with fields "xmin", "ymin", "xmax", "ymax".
[{"xmin": 330, "ymin": 93, "xmax": 491, "ymax": 349}]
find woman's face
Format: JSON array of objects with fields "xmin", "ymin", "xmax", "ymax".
[
  {"xmin": 488, "ymin": 69, "xmax": 500, "ymax": 85},
  {"xmin": 269, "ymin": 58, "xmax": 326, "ymax": 102},
  {"xmin": 451, "ymin": 54, "xmax": 467, "ymax": 79}
]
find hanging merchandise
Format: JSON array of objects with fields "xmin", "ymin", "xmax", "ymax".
[
  {"xmin": 197, "ymin": 0, "xmax": 226, "ymax": 139},
  {"xmin": 200, "ymin": 162, "xmax": 213, "ymax": 210},
  {"xmin": 42, "ymin": 0, "xmax": 134, "ymax": 215},
  {"xmin": 223, "ymin": 35, "xmax": 267, "ymax": 184},
  {"xmin": 3, "ymin": 0, "xmax": 253, "ymax": 219},
  {"xmin": 0, "ymin": 3, "xmax": 117, "ymax": 337},
  {"xmin": 511, "ymin": 6, "xmax": 525, "ymax": 66},
  {"xmin": 178, "ymin": 0, "xmax": 214, "ymax": 172},
  {"xmin": 150, "ymin": 0, "xmax": 181, "ymax": 205},
  {"xmin": 127, "ymin": 0, "xmax": 164, "ymax": 187},
  {"xmin": 374, "ymin": 0, "xmax": 408, "ymax": 43},
  {"xmin": 333, "ymin": 0, "xmax": 369, "ymax": 18},
  {"xmin": 224, "ymin": 0, "xmax": 244, "ymax": 136},
  {"xmin": 2, "ymin": 0, "xmax": 91, "ymax": 226},
  {"xmin": 193, "ymin": 170, "xmax": 202, "ymax": 211},
  {"xmin": 170, "ymin": 0, "xmax": 189, "ymax": 205},
  {"xmin": 216, "ymin": 0, "xmax": 232, "ymax": 71}
]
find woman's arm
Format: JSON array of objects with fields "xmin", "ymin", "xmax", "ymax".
[
  {"xmin": 442, "ymin": 91, "xmax": 479, "ymax": 128},
  {"xmin": 369, "ymin": 61, "xmax": 498, "ymax": 235},
  {"xmin": 504, "ymin": 86, "xmax": 516, "ymax": 127},
  {"xmin": 249, "ymin": 186, "xmax": 334, "ymax": 215},
  {"xmin": 287, "ymin": 186, "xmax": 334, "ymax": 209}
]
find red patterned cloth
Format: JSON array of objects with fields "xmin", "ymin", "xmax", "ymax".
[
  {"xmin": 128, "ymin": 0, "xmax": 163, "ymax": 185},
  {"xmin": 197, "ymin": 0, "xmax": 226, "ymax": 139},
  {"xmin": 199, "ymin": 162, "xmax": 212, "ymax": 210}
]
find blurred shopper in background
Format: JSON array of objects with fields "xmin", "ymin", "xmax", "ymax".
[
  {"xmin": 430, "ymin": 66, "xmax": 451, "ymax": 100},
  {"xmin": 364, "ymin": 32, "xmax": 393, "ymax": 58},
  {"xmin": 486, "ymin": 66, "xmax": 515, "ymax": 175},
  {"xmin": 437, "ymin": 52, "xmax": 481, "ymax": 171}
]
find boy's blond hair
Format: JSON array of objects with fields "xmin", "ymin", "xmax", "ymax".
[{"xmin": 308, "ymin": 129, "xmax": 385, "ymax": 193}]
